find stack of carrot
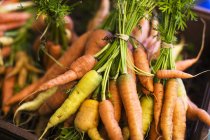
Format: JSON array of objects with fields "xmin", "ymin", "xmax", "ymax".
[{"xmin": 0, "ymin": 0, "xmax": 210, "ymax": 140}]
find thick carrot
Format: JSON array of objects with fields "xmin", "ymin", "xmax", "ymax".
[
  {"xmin": 153, "ymin": 82, "xmax": 164, "ymax": 134},
  {"xmin": 172, "ymin": 98, "xmax": 186, "ymax": 140},
  {"xmin": 38, "ymin": 82, "xmax": 77, "ymax": 116},
  {"xmin": 87, "ymin": 0, "xmax": 110, "ymax": 31},
  {"xmin": 0, "ymin": 12, "xmax": 30, "ymax": 23},
  {"xmin": 175, "ymin": 58, "xmax": 197, "ymax": 71},
  {"xmin": 156, "ymin": 70, "xmax": 193, "ymax": 79},
  {"xmin": 160, "ymin": 78, "xmax": 178, "ymax": 140},
  {"xmin": 35, "ymin": 54, "xmax": 96, "ymax": 93},
  {"xmin": 133, "ymin": 44, "xmax": 154, "ymax": 93},
  {"xmin": 118, "ymin": 74, "xmax": 143, "ymax": 140},
  {"xmin": 74, "ymin": 99, "xmax": 103, "ymax": 140},
  {"xmin": 6, "ymin": 31, "xmax": 92, "ymax": 105},
  {"xmin": 85, "ymin": 29, "xmax": 112, "ymax": 55},
  {"xmin": 0, "ymin": 20, "xmax": 26, "ymax": 31},
  {"xmin": 13, "ymin": 87, "xmax": 58, "ymax": 123},
  {"xmin": 141, "ymin": 95, "xmax": 154, "ymax": 136},
  {"xmin": 109, "ymin": 80, "xmax": 122, "ymax": 122},
  {"xmin": 39, "ymin": 70, "xmax": 102, "ymax": 139},
  {"xmin": 187, "ymin": 98, "xmax": 210, "ymax": 126},
  {"xmin": 1, "ymin": 46, "xmax": 11, "ymax": 58},
  {"xmin": 18, "ymin": 68, "xmax": 27, "ymax": 88},
  {"xmin": 99, "ymin": 100, "xmax": 123, "ymax": 140},
  {"xmin": 2, "ymin": 67, "xmax": 15, "ymax": 115}
]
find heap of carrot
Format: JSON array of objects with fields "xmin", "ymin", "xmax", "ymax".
[{"xmin": 0, "ymin": 0, "xmax": 210, "ymax": 140}]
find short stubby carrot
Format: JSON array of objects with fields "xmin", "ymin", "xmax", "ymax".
[
  {"xmin": 156, "ymin": 70, "xmax": 193, "ymax": 79},
  {"xmin": 39, "ymin": 70, "xmax": 102, "ymax": 140},
  {"xmin": 160, "ymin": 78, "xmax": 178, "ymax": 140},
  {"xmin": 99, "ymin": 100, "xmax": 123, "ymax": 140},
  {"xmin": 172, "ymin": 98, "xmax": 186, "ymax": 140},
  {"xmin": 153, "ymin": 82, "xmax": 164, "ymax": 133},
  {"xmin": 109, "ymin": 79, "xmax": 122, "ymax": 122},
  {"xmin": 118, "ymin": 74, "xmax": 143, "ymax": 140},
  {"xmin": 35, "ymin": 54, "xmax": 97, "ymax": 93},
  {"xmin": 133, "ymin": 44, "xmax": 154, "ymax": 93}
]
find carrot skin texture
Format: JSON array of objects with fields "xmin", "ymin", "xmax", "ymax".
[
  {"xmin": 157, "ymin": 70, "xmax": 193, "ymax": 79},
  {"xmin": 40, "ymin": 70, "xmax": 102, "ymax": 139},
  {"xmin": 172, "ymin": 98, "xmax": 186, "ymax": 140},
  {"xmin": 153, "ymin": 82, "xmax": 164, "ymax": 133},
  {"xmin": 6, "ymin": 31, "xmax": 92, "ymax": 105},
  {"xmin": 99, "ymin": 100, "xmax": 123, "ymax": 140},
  {"xmin": 160, "ymin": 79, "xmax": 178, "ymax": 140},
  {"xmin": 118, "ymin": 74, "xmax": 143, "ymax": 140},
  {"xmin": 109, "ymin": 80, "xmax": 122, "ymax": 122},
  {"xmin": 133, "ymin": 44, "xmax": 153, "ymax": 92},
  {"xmin": 36, "ymin": 54, "xmax": 96, "ymax": 92}
]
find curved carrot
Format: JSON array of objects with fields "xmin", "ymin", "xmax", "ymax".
[
  {"xmin": 6, "ymin": 31, "xmax": 92, "ymax": 106},
  {"xmin": 160, "ymin": 79, "xmax": 178, "ymax": 140},
  {"xmin": 35, "ymin": 54, "xmax": 96, "ymax": 93},
  {"xmin": 109, "ymin": 79, "xmax": 122, "ymax": 122},
  {"xmin": 99, "ymin": 100, "xmax": 123, "ymax": 140},
  {"xmin": 118, "ymin": 74, "xmax": 143, "ymax": 140},
  {"xmin": 133, "ymin": 44, "xmax": 154, "ymax": 93},
  {"xmin": 187, "ymin": 98, "xmax": 210, "ymax": 126}
]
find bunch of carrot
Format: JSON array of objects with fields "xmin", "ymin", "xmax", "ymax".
[{"xmin": 0, "ymin": 0, "xmax": 209, "ymax": 140}]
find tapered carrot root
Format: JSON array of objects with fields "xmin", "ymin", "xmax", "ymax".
[
  {"xmin": 109, "ymin": 80, "xmax": 122, "ymax": 122},
  {"xmin": 85, "ymin": 29, "xmax": 112, "ymax": 55},
  {"xmin": 99, "ymin": 100, "xmax": 123, "ymax": 140},
  {"xmin": 160, "ymin": 79, "xmax": 178, "ymax": 140},
  {"xmin": 38, "ymin": 82, "xmax": 77, "ymax": 116},
  {"xmin": 156, "ymin": 70, "xmax": 193, "ymax": 79},
  {"xmin": 6, "ymin": 31, "xmax": 92, "ymax": 106},
  {"xmin": 87, "ymin": 0, "xmax": 110, "ymax": 31},
  {"xmin": 118, "ymin": 74, "xmax": 143, "ymax": 140},
  {"xmin": 149, "ymin": 121, "xmax": 162, "ymax": 140},
  {"xmin": 172, "ymin": 98, "xmax": 186, "ymax": 140},
  {"xmin": 133, "ymin": 44, "xmax": 153, "ymax": 93},
  {"xmin": 176, "ymin": 58, "xmax": 197, "ymax": 71},
  {"xmin": 153, "ymin": 82, "xmax": 164, "ymax": 134},
  {"xmin": 35, "ymin": 54, "xmax": 96, "ymax": 93},
  {"xmin": 2, "ymin": 67, "xmax": 15, "ymax": 116},
  {"xmin": 187, "ymin": 98, "xmax": 210, "ymax": 126}
]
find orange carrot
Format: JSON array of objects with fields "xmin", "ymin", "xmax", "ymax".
[
  {"xmin": 99, "ymin": 100, "xmax": 123, "ymax": 140},
  {"xmin": 0, "ymin": 20, "xmax": 26, "ymax": 31},
  {"xmin": 109, "ymin": 79, "xmax": 122, "ymax": 122},
  {"xmin": 156, "ymin": 70, "xmax": 193, "ymax": 79},
  {"xmin": 6, "ymin": 31, "xmax": 92, "ymax": 105},
  {"xmin": 0, "ymin": 12, "xmax": 30, "ymax": 23},
  {"xmin": 87, "ymin": 0, "xmax": 110, "ymax": 31},
  {"xmin": 153, "ymin": 82, "xmax": 164, "ymax": 134},
  {"xmin": 160, "ymin": 79, "xmax": 178, "ymax": 140},
  {"xmin": 35, "ymin": 54, "xmax": 96, "ymax": 93},
  {"xmin": 133, "ymin": 44, "xmax": 154, "ymax": 93},
  {"xmin": 172, "ymin": 98, "xmax": 186, "ymax": 140},
  {"xmin": 85, "ymin": 29, "xmax": 112, "ymax": 55},
  {"xmin": 149, "ymin": 121, "xmax": 162, "ymax": 140},
  {"xmin": 1, "ymin": 46, "xmax": 11, "ymax": 58},
  {"xmin": 118, "ymin": 74, "xmax": 143, "ymax": 140},
  {"xmin": 127, "ymin": 48, "xmax": 136, "ymax": 81},
  {"xmin": 2, "ymin": 67, "xmax": 15, "ymax": 115},
  {"xmin": 187, "ymin": 98, "xmax": 210, "ymax": 126}
]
